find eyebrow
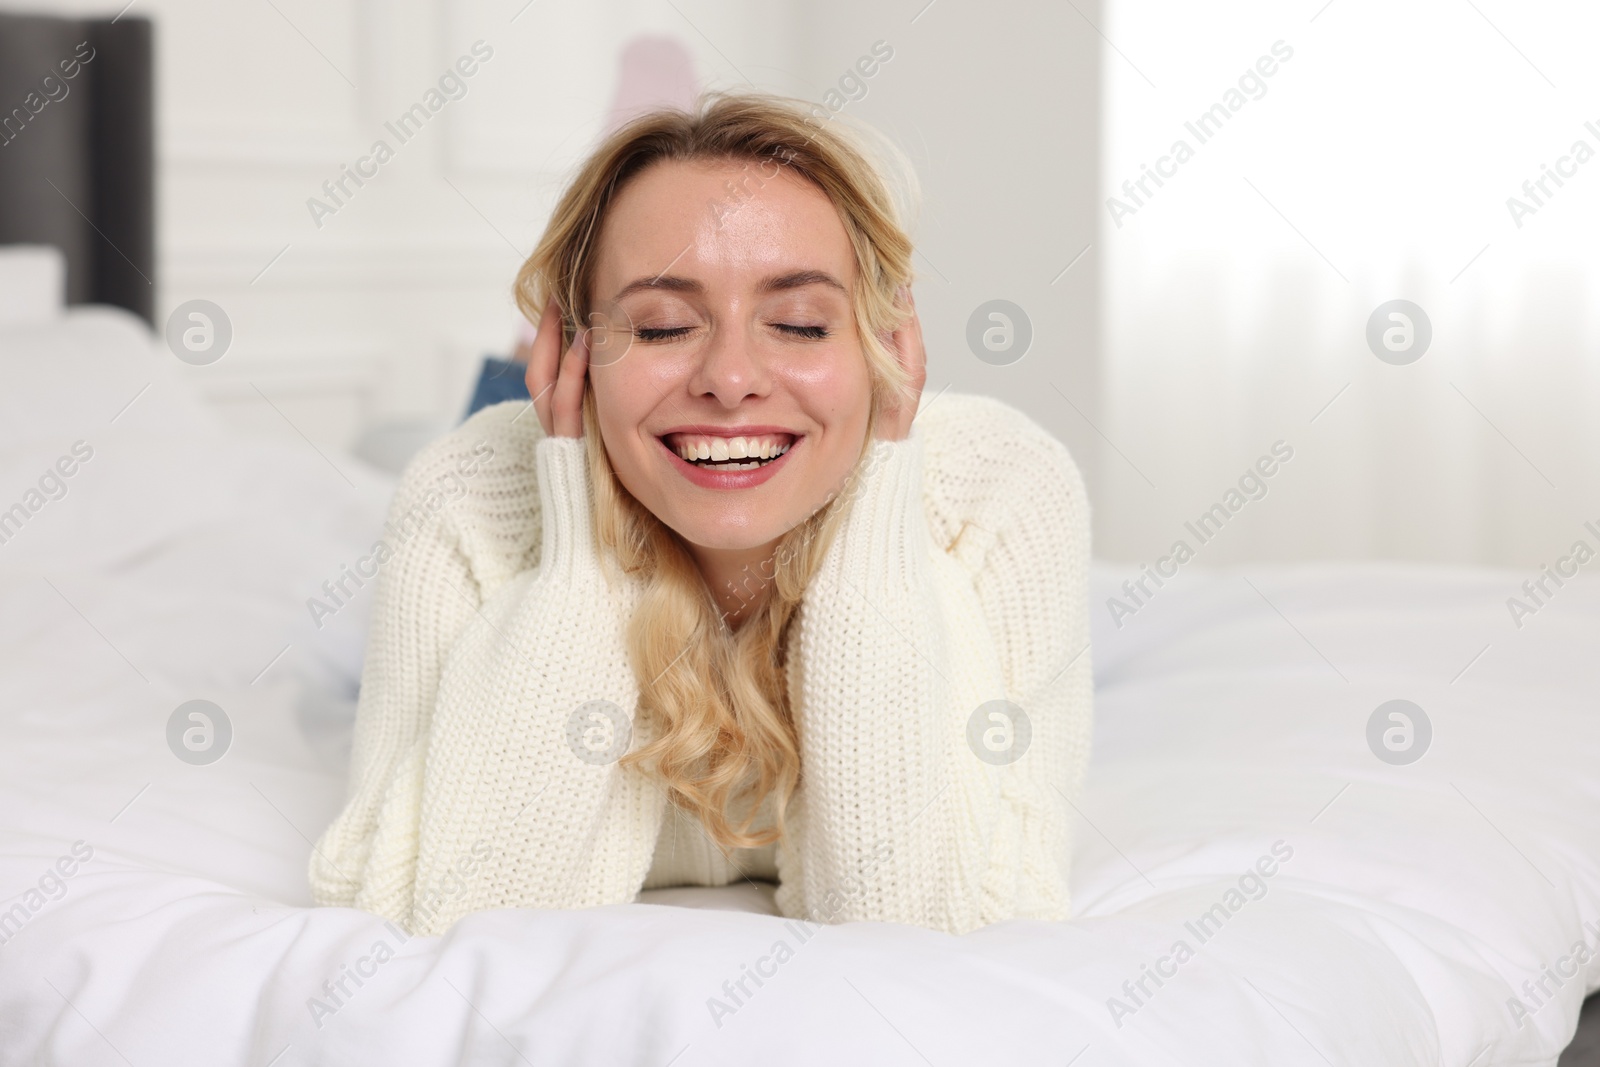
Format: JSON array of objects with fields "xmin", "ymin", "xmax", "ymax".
[
  {"xmin": 612, "ymin": 269, "xmax": 847, "ymax": 301},
  {"xmin": 759, "ymin": 269, "xmax": 848, "ymax": 295}
]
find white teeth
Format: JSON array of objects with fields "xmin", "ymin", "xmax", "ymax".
[{"xmin": 670, "ymin": 435, "xmax": 795, "ymax": 465}]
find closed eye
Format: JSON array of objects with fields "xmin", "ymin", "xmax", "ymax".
[
  {"xmin": 774, "ymin": 323, "xmax": 829, "ymax": 339},
  {"xmin": 635, "ymin": 326, "xmax": 696, "ymax": 342},
  {"xmin": 635, "ymin": 323, "xmax": 828, "ymax": 341}
]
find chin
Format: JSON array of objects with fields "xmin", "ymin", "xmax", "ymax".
[{"xmin": 672, "ymin": 515, "xmax": 786, "ymax": 553}]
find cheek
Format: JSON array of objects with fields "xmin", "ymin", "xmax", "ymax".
[
  {"xmin": 779, "ymin": 348, "xmax": 874, "ymax": 429},
  {"xmin": 777, "ymin": 352, "xmax": 873, "ymax": 482},
  {"xmin": 590, "ymin": 366, "xmax": 658, "ymax": 469}
]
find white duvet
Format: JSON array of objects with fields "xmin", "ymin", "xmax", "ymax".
[{"xmin": 1, "ymin": 309, "xmax": 1597, "ymax": 1065}]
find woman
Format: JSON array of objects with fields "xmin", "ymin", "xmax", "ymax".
[{"xmin": 309, "ymin": 91, "xmax": 1093, "ymax": 938}]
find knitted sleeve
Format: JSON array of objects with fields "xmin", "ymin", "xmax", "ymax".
[
  {"xmin": 310, "ymin": 426, "xmax": 661, "ymax": 934},
  {"xmin": 399, "ymin": 436, "xmax": 662, "ymax": 935},
  {"xmin": 307, "ymin": 428, "xmax": 503, "ymax": 913},
  {"xmin": 774, "ymin": 409, "xmax": 1092, "ymax": 935}
]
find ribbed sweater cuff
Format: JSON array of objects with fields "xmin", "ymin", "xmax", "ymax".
[
  {"xmin": 823, "ymin": 426, "xmax": 929, "ymax": 594},
  {"xmin": 535, "ymin": 435, "xmax": 606, "ymax": 579}
]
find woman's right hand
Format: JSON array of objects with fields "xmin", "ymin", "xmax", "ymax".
[{"xmin": 523, "ymin": 298, "xmax": 589, "ymax": 439}]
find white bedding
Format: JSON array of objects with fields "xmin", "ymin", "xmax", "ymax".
[{"xmin": 1, "ymin": 309, "xmax": 1597, "ymax": 1065}]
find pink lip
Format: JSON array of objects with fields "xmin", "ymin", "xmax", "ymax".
[{"xmin": 658, "ymin": 433, "xmax": 801, "ymax": 490}]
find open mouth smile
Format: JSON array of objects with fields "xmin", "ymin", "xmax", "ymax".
[{"xmin": 657, "ymin": 429, "xmax": 801, "ymax": 489}]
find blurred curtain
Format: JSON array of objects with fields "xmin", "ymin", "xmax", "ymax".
[{"xmin": 1098, "ymin": 0, "xmax": 1599, "ymax": 569}]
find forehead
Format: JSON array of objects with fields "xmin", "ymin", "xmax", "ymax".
[{"xmin": 591, "ymin": 158, "xmax": 856, "ymax": 295}]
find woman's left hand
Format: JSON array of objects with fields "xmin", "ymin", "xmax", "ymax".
[{"xmin": 876, "ymin": 287, "xmax": 926, "ymax": 442}]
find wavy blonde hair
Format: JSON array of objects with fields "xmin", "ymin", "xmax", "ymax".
[{"xmin": 513, "ymin": 91, "xmax": 916, "ymax": 853}]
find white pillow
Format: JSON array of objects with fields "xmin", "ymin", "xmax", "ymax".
[
  {"xmin": 0, "ymin": 245, "xmax": 66, "ymax": 327},
  {"xmin": 0, "ymin": 301, "xmax": 404, "ymax": 713},
  {"xmin": 0, "ymin": 306, "xmax": 246, "ymax": 571}
]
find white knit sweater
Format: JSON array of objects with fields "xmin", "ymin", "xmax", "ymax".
[{"xmin": 309, "ymin": 390, "xmax": 1093, "ymax": 937}]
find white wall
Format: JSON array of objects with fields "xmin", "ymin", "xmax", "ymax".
[
  {"xmin": 15, "ymin": 0, "xmax": 1591, "ymax": 569},
  {"xmin": 786, "ymin": 0, "xmax": 1104, "ymax": 496},
  {"xmin": 5, "ymin": 0, "xmax": 1105, "ymax": 504},
  {"xmin": 1, "ymin": 0, "xmax": 807, "ymax": 451}
]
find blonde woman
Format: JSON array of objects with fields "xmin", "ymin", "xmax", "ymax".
[{"xmin": 310, "ymin": 92, "xmax": 1093, "ymax": 938}]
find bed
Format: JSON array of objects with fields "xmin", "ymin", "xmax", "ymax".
[{"xmin": 1, "ymin": 300, "xmax": 1597, "ymax": 1066}]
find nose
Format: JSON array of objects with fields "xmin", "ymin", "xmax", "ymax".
[{"xmin": 685, "ymin": 321, "xmax": 771, "ymax": 408}]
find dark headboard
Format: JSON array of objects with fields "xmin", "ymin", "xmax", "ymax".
[{"xmin": 0, "ymin": 14, "xmax": 154, "ymax": 325}]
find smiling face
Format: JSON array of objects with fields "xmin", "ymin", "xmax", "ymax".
[{"xmin": 584, "ymin": 157, "xmax": 874, "ymax": 562}]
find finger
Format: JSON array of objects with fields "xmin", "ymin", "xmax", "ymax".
[
  {"xmin": 528, "ymin": 298, "xmax": 562, "ymax": 435},
  {"xmin": 900, "ymin": 287, "xmax": 926, "ymax": 374},
  {"xmin": 550, "ymin": 326, "xmax": 590, "ymax": 438},
  {"xmin": 890, "ymin": 311, "xmax": 920, "ymax": 373},
  {"xmin": 529, "ymin": 363, "xmax": 551, "ymax": 438},
  {"xmin": 894, "ymin": 286, "xmax": 918, "ymax": 345},
  {"xmin": 909, "ymin": 310, "xmax": 927, "ymax": 384},
  {"xmin": 896, "ymin": 297, "xmax": 927, "ymax": 428}
]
